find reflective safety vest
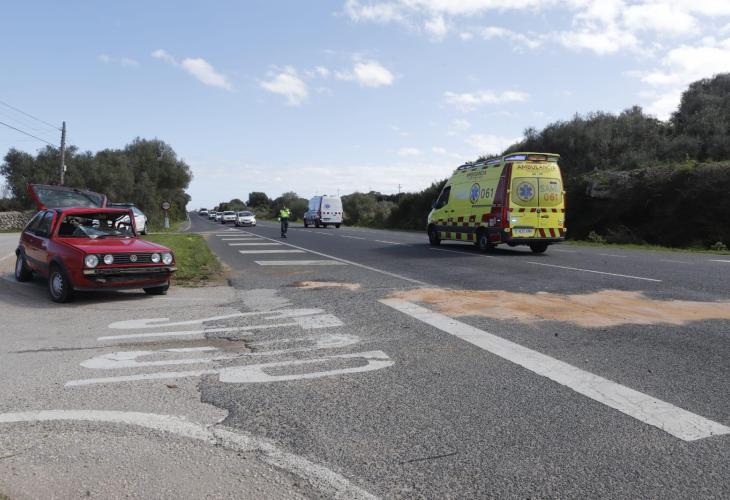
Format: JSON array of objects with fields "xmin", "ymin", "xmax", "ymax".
[{"xmin": 279, "ymin": 209, "xmax": 290, "ymax": 219}]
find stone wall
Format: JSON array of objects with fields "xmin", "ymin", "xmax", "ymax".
[{"xmin": 0, "ymin": 211, "xmax": 32, "ymax": 231}]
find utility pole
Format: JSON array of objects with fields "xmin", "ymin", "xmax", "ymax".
[{"xmin": 59, "ymin": 121, "xmax": 66, "ymax": 186}]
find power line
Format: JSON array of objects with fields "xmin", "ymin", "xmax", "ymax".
[
  {"xmin": 0, "ymin": 100, "xmax": 61, "ymax": 131},
  {"xmin": 0, "ymin": 120, "xmax": 57, "ymax": 146}
]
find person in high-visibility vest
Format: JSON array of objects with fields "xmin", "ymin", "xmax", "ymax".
[{"xmin": 279, "ymin": 207, "xmax": 290, "ymax": 237}]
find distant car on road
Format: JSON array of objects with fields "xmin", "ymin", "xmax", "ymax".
[
  {"xmin": 199, "ymin": 208, "xmax": 208, "ymax": 216},
  {"xmin": 215, "ymin": 212, "xmax": 223, "ymax": 222},
  {"xmin": 304, "ymin": 195, "xmax": 343, "ymax": 228},
  {"xmin": 108, "ymin": 203, "xmax": 148, "ymax": 235},
  {"xmin": 235, "ymin": 211, "xmax": 257, "ymax": 227},
  {"xmin": 208, "ymin": 211, "xmax": 217, "ymax": 220},
  {"xmin": 15, "ymin": 184, "xmax": 176, "ymax": 303},
  {"xmin": 221, "ymin": 211, "xmax": 237, "ymax": 224}
]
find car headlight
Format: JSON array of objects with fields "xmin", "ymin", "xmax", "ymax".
[
  {"xmin": 162, "ymin": 252, "xmax": 173, "ymax": 265},
  {"xmin": 84, "ymin": 254, "xmax": 99, "ymax": 268},
  {"xmin": 151, "ymin": 253, "xmax": 161, "ymax": 263},
  {"xmin": 103, "ymin": 254, "xmax": 114, "ymax": 265}
]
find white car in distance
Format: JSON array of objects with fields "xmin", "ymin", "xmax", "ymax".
[
  {"xmin": 221, "ymin": 211, "xmax": 237, "ymax": 224},
  {"xmin": 235, "ymin": 211, "xmax": 257, "ymax": 227}
]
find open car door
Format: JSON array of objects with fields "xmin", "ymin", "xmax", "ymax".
[{"xmin": 27, "ymin": 184, "xmax": 107, "ymax": 210}]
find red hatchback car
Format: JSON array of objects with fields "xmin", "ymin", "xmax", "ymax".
[{"xmin": 15, "ymin": 184, "xmax": 176, "ymax": 302}]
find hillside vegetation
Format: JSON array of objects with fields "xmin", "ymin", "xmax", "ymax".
[{"xmin": 341, "ymin": 74, "xmax": 730, "ymax": 249}]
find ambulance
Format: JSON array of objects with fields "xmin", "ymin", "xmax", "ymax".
[{"xmin": 427, "ymin": 153, "xmax": 566, "ymax": 253}]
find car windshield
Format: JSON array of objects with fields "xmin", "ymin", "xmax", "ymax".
[
  {"xmin": 58, "ymin": 212, "xmax": 135, "ymax": 239},
  {"xmin": 239, "ymin": 212, "xmax": 253, "ymax": 216}
]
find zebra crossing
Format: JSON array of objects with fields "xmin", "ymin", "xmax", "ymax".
[{"xmin": 215, "ymin": 228, "xmax": 348, "ymax": 267}]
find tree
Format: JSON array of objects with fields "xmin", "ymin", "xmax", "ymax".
[{"xmin": 247, "ymin": 192, "xmax": 271, "ymax": 208}]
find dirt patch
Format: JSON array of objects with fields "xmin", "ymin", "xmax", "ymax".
[
  {"xmin": 293, "ymin": 281, "xmax": 361, "ymax": 291},
  {"xmin": 391, "ymin": 288, "xmax": 730, "ymax": 328}
]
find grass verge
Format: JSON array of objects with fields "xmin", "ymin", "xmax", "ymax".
[
  {"xmin": 563, "ymin": 239, "xmax": 730, "ymax": 255},
  {"xmin": 143, "ymin": 233, "xmax": 223, "ymax": 286}
]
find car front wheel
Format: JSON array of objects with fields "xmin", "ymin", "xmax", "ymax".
[
  {"xmin": 15, "ymin": 253, "xmax": 32, "ymax": 282},
  {"xmin": 144, "ymin": 283, "xmax": 170, "ymax": 295},
  {"xmin": 48, "ymin": 265, "xmax": 74, "ymax": 303}
]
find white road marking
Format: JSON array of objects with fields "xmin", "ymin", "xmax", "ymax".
[
  {"xmin": 81, "ymin": 347, "xmax": 230, "ymax": 370},
  {"xmin": 527, "ymin": 261, "xmax": 662, "ymax": 282},
  {"xmin": 709, "ymin": 259, "xmax": 730, "ymax": 263},
  {"xmin": 0, "ymin": 410, "xmax": 376, "ymax": 500},
  {"xmin": 66, "ymin": 350, "xmax": 393, "ymax": 386},
  {"xmin": 108, "ymin": 309, "xmax": 325, "ymax": 329},
  {"xmin": 552, "ymin": 249, "xmax": 577, "ymax": 253},
  {"xmin": 342, "ymin": 236, "xmax": 366, "ymax": 240},
  {"xmin": 429, "ymin": 247, "xmax": 498, "ymax": 259},
  {"xmin": 659, "ymin": 259, "xmax": 692, "ymax": 265},
  {"xmin": 598, "ymin": 253, "xmax": 627, "ymax": 258},
  {"xmin": 375, "ymin": 240, "xmax": 403, "ymax": 245},
  {"xmin": 0, "ymin": 252, "xmax": 15, "ymax": 262},
  {"xmin": 239, "ymin": 249, "xmax": 306, "ymax": 254},
  {"xmin": 256, "ymin": 260, "xmax": 347, "ymax": 266},
  {"xmin": 381, "ymin": 299, "xmax": 729, "ymax": 442},
  {"xmin": 221, "ymin": 238, "xmax": 265, "ymax": 241},
  {"xmin": 98, "ymin": 324, "xmax": 294, "ymax": 341},
  {"xmin": 219, "ymin": 351, "xmax": 394, "ymax": 383},
  {"xmin": 239, "ymin": 230, "xmax": 427, "ymax": 285},
  {"xmin": 229, "ymin": 242, "xmax": 282, "ymax": 246}
]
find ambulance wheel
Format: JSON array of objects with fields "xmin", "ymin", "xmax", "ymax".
[
  {"xmin": 335, "ymin": 224, "xmax": 341, "ymax": 228},
  {"xmin": 315, "ymin": 221, "xmax": 320, "ymax": 228},
  {"xmin": 530, "ymin": 242, "xmax": 549, "ymax": 254},
  {"xmin": 477, "ymin": 231, "xmax": 494, "ymax": 252},
  {"xmin": 428, "ymin": 227, "xmax": 440, "ymax": 246}
]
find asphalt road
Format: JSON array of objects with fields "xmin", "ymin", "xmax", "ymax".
[
  {"xmin": 1, "ymin": 217, "xmax": 728, "ymax": 499},
  {"xmin": 191, "ymin": 215, "xmax": 729, "ymax": 498}
]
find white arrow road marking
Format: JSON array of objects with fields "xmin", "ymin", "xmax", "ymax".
[
  {"xmin": 109, "ymin": 309, "xmax": 324, "ymax": 329},
  {"xmin": 0, "ymin": 410, "xmax": 376, "ymax": 500},
  {"xmin": 380, "ymin": 298, "xmax": 730, "ymax": 442},
  {"xmin": 66, "ymin": 351, "xmax": 393, "ymax": 387},
  {"xmin": 80, "ymin": 347, "xmax": 237, "ymax": 370}
]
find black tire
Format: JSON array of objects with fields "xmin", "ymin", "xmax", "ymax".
[
  {"xmin": 315, "ymin": 221, "xmax": 320, "ymax": 228},
  {"xmin": 335, "ymin": 224, "xmax": 341, "ymax": 228},
  {"xmin": 477, "ymin": 230, "xmax": 494, "ymax": 252},
  {"xmin": 428, "ymin": 226, "xmax": 441, "ymax": 246},
  {"xmin": 530, "ymin": 242, "xmax": 549, "ymax": 254},
  {"xmin": 144, "ymin": 283, "xmax": 170, "ymax": 295},
  {"xmin": 304, "ymin": 220, "xmax": 309, "ymax": 228},
  {"xmin": 14, "ymin": 253, "xmax": 32, "ymax": 282},
  {"xmin": 48, "ymin": 264, "xmax": 74, "ymax": 303}
]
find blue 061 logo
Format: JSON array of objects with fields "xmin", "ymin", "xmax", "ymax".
[{"xmin": 470, "ymin": 183, "xmax": 481, "ymax": 203}]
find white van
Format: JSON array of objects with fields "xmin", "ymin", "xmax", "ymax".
[{"xmin": 304, "ymin": 195, "xmax": 343, "ymax": 228}]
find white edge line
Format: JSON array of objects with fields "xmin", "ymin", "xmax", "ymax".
[
  {"xmin": 0, "ymin": 251, "xmax": 16, "ymax": 262},
  {"xmin": 380, "ymin": 299, "xmax": 730, "ymax": 442},
  {"xmin": 527, "ymin": 261, "xmax": 662, "ymax": 282},
  {"xmin": 709, "ymin": 259, "xmax": 730, "ymax": 263},
  {"xmin": 238, "ymin": 230, "xmax": 427, "ymax": 285},
  {"xmin": 0, "ymin": 410, "xmax": 376, "ymax": 500}
]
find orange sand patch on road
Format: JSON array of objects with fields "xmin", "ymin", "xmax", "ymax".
[{"xmin": 391, "ymin": 288, "xmax": 730, "ymax": 328}]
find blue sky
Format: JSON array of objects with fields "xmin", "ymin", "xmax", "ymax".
[{"xmin": 2, "ymin": 1, "xmax": 730, "ymax": 208}]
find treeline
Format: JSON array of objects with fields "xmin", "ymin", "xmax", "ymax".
[
  {"xmin": 505, "ymin": 73, "xmax": 730, "ymax": 247},
  {"xmin": 342, "ymin": 73, "xmax": 730, "ymax": 248},
  {"xmin": 0, "ymin": 138, "xmax": 192, "ymax": 225},
  {"xmin": 213, "ymin": 191, "xmax": 308, "ymax": 221}
]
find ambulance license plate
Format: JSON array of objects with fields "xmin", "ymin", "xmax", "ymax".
[{"xmin": 514, "ymin": 228, "xmax": 534, "ymax": 236}]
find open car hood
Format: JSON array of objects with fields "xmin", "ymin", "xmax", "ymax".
[{"xmin": 28, "ymin": 184, "xmax": 107, "ymax": 210}]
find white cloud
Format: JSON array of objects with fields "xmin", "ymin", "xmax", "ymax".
[
  {"xmin": 151, "ymin": 49, "xmax": 176, "ymax": 65},
  {"xmin": 460, "ymin": 31, "xmax": 474, "ymax": 40},
  {"xmin": 260, "ymin": 66, "xmax": 309, "ymax": 106},
  {"xmin": 432, "ymin": 147, "xmax": 447, "ymax": 154},
  {"xmin": 446, "ymin": 118, "xmax": 471, "ymax": 136},
  {"xmin": 465, "ymin": 134, "xmax": 520, "ymax": 154},
  {"xmin": 397, "ymin": 147, "xmax": 422, "ymax": 156},
  {"xmin": 99, "ymin": 54, "xmax": 139, "ymax": 68},
  {"xmin": 151, "ymin": 49, "xmax": 232, "ymax": 90},
  {"xmin": 315, "ymin": 66, "xmax": 331, "ymax": 78},
  {"xmin": 623, "ymin": 3, "xmax": 698, "ymax": 37},
  {"xmin": 481, "ymin": 26, "xmax": 543, "ymax": 50},
  {"xmin": 444, "ymin": 89, "xmax": 529, "ymax": 111},
  {"xmin": 180, "ymin": 58, "xmax": 232, "ymax": 90},
  {"xmin": 635, "ymin": 37, "xmax": 730, "ymax": 118},
  {"xmin": 424, "ymin": 15, "xmax": 448, "ymax": 38},
  {"xmin": 336, "ymin": 60, "xmax": 395, "ymax": 87}
]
